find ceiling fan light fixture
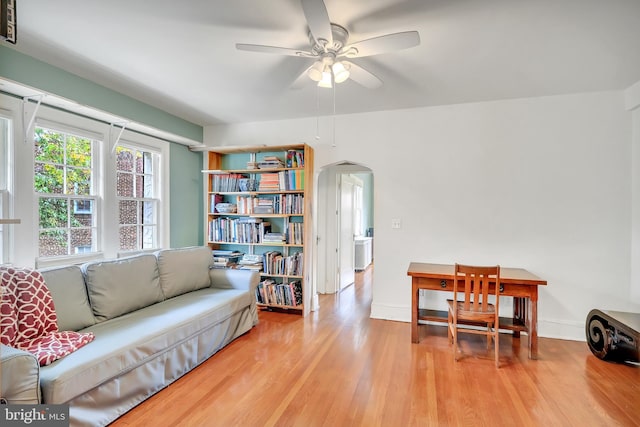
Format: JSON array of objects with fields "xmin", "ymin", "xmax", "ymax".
[
  {"xmin": 318, "ymin": 67, "xmax": 333, "ymax": 88},
  {"xmin": 307, "ymin": 61, "xmax": 324, "ymax": 82},
  {"xmin": 332, "ymin": 61, "xmax": 350, "ymax": 83}
]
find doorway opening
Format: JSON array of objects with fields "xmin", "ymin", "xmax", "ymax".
[{"xmin": 315, "ymin": 162, "xmax": 374, "ymax": 300}]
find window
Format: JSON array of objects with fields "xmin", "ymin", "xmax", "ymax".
[
  {"xmin": 34, "ymin": 126, "xmax": 98, "ymax": 258},
  {"xmin": 116, "ymin": 144, "xmax": 160, "ymax": 251}
]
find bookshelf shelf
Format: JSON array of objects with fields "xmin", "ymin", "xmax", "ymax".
[
  {"xmin": 204, "ymin": 167, "xmax": 304, "ymax": 174},
  {"xmin": 203, "ymin": 144, "xmax": 314, "ymax": 316},
  {"xmin": 207, "ymin": 241, "xmax": 304, "ymax": 247},
  {"xmin": 207, "ymin": 213, "xmax": 304, "ymax": 218},
  {"xmin": 207, "ymin": 191, "xmax": 305, "ymax": 195},
  {"xmin": 260, "ymin": 273, "xmax": 303, "ymax": 279},
  {"xmin": 256, "ymin": 303, "xmax": 303, "ymax": 311}
]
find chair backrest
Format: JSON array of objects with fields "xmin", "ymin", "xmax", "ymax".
[{"xmin": 453, "ymin": 264, "xmax": 501, "ymax": 313}]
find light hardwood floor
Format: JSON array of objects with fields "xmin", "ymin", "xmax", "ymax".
[{"xmin": 112, "ymin": 266, "xmax": 640, "ymax": 426}]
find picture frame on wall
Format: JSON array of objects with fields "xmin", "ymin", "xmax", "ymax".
[{"xmin": 1, "ymin": 0, "xmax": 16, "ymax": 44}]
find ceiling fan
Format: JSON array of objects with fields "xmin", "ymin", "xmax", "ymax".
[{"xmin": 236, "ymin": 0, "xmax": 420, "ymax": 89}]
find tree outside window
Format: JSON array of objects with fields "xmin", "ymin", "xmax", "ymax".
[{"xmin": 34, "ymin": 127, "xmax": 97, "ymax": 257}]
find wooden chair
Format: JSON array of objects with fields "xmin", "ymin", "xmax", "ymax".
[{"xmin": 447, "ymin": 264, "xmax": 501, "ymax": 368}]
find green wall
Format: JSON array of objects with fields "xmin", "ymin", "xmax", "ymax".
[
  {"xmin": 170, "ymin": 144, "xmax": 204, "ymax": 247},
  {"xmin": 1, "ymin": 46, "xmax": 205, "ymax": 248},
  {"xmin": 0, "ymin": 45, "xmax": 203, "ymax": 142},
  {"xmin": 354, "ymin": 172, "xmax": 374, "ymax": 235}
]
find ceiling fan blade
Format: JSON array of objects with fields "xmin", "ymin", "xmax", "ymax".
[
  {"xmin": 236, "ymin": 44, "xmax": 316, "ymax": 58},
  {"xmin": 290, "ymin": 65, "xmax": 314, "ymax": 90},
  {"xmin": 343, "ymin": 61, "xmax": 383, "ymax": 89},
  {"xmin": 301, "ymin": 0, "xmax": 333, "ymax": 45},
  {"xmin": 340, "ymin": 31, "xmax": 420, "ymax": 58}
]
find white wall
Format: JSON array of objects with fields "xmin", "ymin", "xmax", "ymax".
[
  {"xmin": 205, "ymin": 90, "xmax": 638, "ymax": 341},
  {"xmin": 628, "ymin": 79, "xmax": 640, "ymax": 303}
]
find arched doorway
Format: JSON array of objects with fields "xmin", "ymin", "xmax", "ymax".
[{"xmin": 314, "ymin": 162, "xmax": 374, "ymax": 303}]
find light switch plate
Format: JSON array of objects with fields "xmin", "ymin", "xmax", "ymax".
[{"xmin": 391, "ymin": 218, "xmax": 401, "ymax": 229}]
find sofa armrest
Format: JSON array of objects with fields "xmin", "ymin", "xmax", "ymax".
[
  {"xmin": 209, "ymin": 268, "xmax": 259, "ymax": 292},
  {"xmin": 1, "ymin": 344, "xmax": 41, "ymax": 404}
]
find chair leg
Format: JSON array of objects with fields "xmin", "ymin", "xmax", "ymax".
[
  {"xmin": 453, "ymin": 328, "xmax": 458, "ymax": 362},
  {"xmin": 495, "ymin": 324, "xmax": 500, "ymax": 369},
  {"xmin": 486, "ymin": 323, "xmax": 492, "ymax": 350}
]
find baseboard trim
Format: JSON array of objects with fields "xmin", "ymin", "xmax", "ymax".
[{"xmin": 370, "ymin": 303, "xmax": 587, "ymax": 341}]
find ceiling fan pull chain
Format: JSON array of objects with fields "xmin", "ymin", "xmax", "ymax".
[
  {"xmin": 316, "ymin": 84, "xmax": 321, "ymax": 140},
  {"xmin": 332, "ymin": 80, "xmax": 336, "ymax": 147}
]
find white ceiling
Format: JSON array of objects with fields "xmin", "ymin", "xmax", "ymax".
[{"xmin": 8, "ymin": 0, "xmax": 640, "ymax": 126}]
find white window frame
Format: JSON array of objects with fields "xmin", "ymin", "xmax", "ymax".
[
  {"xmin": 0, "ymin": 112, "xmax": 13, "ymax": 265},
  {"xmin": 27, "ymin": 108, "xmax": 106, "ymax": 268},
  {"xmin": 115, "ymin": 140, "xmax": 163, "ymax": 254},
  {"xmin": 34, "ymin": 122, "xmax": 101, "ymax": 262},
  {"xmin": 0, "ymin": 92, "xmax": 171, "ymax": 268}
]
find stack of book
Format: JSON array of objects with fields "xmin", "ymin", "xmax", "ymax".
[
  {"xmin": 258, "ymin": 173, "xmax": 280, "ymax": 191},
  {"xmin": 253, "ymin": 197, "xmax": 274, "ymax": 214},
  {"xmin": 236, "ymin": 217, "xmax": 270, "ymax": 244},
  {"xmin": 255, "ymin": 279, "xmax": 302, "ymax": 307},
  {"xmin": 238, "ymin": 254, "xmax": 263, "ymax": 271},
  {"xmin": 286, "ymin": 150, "xmax": 304, "ymax": 168},
  {"xmin": 208, "ymin": 217, "xmax": 270, "ymax": 243},
  {"xmin": 235, "ymin": 195, "xmax": 255, "ymax": 214},
  {"xmin": 211, "ymin": 173, "xmax": 244, "ymax": 192},
  {"xmin": 258, "ymin": 156, "xmax": 284, "ymax": 169},
  {"xmin": 278, "ymin": 170, "xmax": 304, "ymax": 190},
  {"xmin": 263, "ymin": 232, "xmax": 285, "ymax": 244},
  {"xmin": 277, "ymin": 194, "xmax": 304, "ymax": 214},
  {"xmin": 211, "ymin": 250, "xmax": 243, "ymax": 268},
  {"xmin": 287, "ymin": 222, "xmax": 304, "ymax": 245},
  {"xmin": 262, "ymin": 251, "xmax": 304, "ymax": 276}
]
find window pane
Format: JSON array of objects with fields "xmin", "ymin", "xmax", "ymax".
[
  {"xmin": 116, "ymin": 145, "xmax": 159, "ymax": 251},
  {"xmin": 66, "ymin": 135, "xmax": 92, "ymax": 167},
  {"xmin": 136, "ymin": 151, "xmax": 153, "ymax": 174},
  {"xmin": 119, "ymin": 200, "xmax": 137, "ymax": 225},
  {"xmin": 72, "ymin": 199, "xmax": 94, "ymax": 226},
  {"xmin": 35, "ymin": 163, "xmax": 64, "ymax": 194},
  {"xmin": 116, "ymin": 147, "xmax": 134, "ymax": 172},
  {"xmin": 35, "ymin": 126, "xmax": 98, "ymax": 260},
  {"xmin": 67, "ymin": 167, "xmax": 91, "ymax": 195},
  {"xmin": 142, "ymin": 226, "xmax": 155, "ymax": 249},
  {"xmin": 135, "ymin": 174, "xmax": 154, "ymax": 198},
  {"xmin": 119, "ymin": 226, "xmax": 137, "ymax": 250},
  {"xmin": 34, "ymin": 128, "xmax": 64, "ymax": 163},
  {"xmin": 39, "ymin": 197, "xmax": 68, "ymax": 228},
  {"xmin": 141, "ymin": 201, "xmax": 155, "ymax": 224},
  {"xmin": 70, "ymin": 228, "xmax": 93, "ymax": 253},
  {"xmin": 117, "ymin": 172, "xmax": 134, "ymax": 197},
  {"xmin": 39, "ymin": 230, "xmax": 68, "ymax": 257}
]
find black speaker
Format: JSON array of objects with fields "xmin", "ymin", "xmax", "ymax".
[{"xmin": 1, "ymin": 0, "xmax": 16, "ymax": 44}]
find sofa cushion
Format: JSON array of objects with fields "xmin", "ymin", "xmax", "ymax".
[
  {"xmin": 40, "ymin": 265, "xmax": 96, "ymax": 332},
  {"xmin": 39, "ymin": 287, "xmax": 253, "ymax": 405},
  {"xmin": 82, "ymin": 255, "xmax": 163, "ymax": 322},
  {"xmin": 155, "ymin": 247, "xmax": 213, "ymax": 299}
]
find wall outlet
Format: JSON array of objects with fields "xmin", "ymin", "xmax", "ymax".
[{"xmin": 391, "ymin": 218, "xmax": 401, "ymax": 229}]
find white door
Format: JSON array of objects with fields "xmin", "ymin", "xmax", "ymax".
[{"xmin": 338, "ymin": 175, "xmax": 356, "ymax": 289}]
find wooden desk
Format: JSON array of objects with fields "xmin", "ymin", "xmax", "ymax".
[{"xmin": 407, "ymin": 262, "xmax": 547, "ymax": 359}]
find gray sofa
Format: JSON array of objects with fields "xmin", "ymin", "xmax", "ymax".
[{"xmin": 0, "ymin": 246, "xmax": 259, "ymax": 426}]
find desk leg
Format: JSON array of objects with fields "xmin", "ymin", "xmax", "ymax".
[
  {"xmin": 529, "ymin": 296, "xmax": 538, "ymax": 359},
  {"xmin": 512, "ymin": 298, "xmax": 521, "ymax": 338},
  {"xmin": 411, "ymin": 281, "xmax": 419, "ymax": 343}
]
